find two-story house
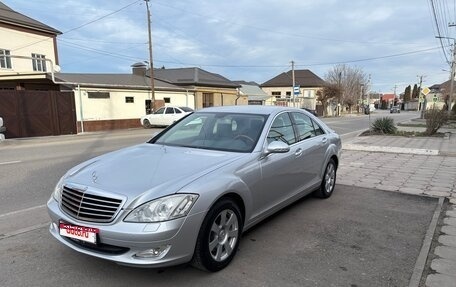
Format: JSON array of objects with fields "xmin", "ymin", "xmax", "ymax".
[
  {"xmin": 0, "ymin": 1, "xmax": 61, "ymax": 89},
  {"xmin": 261, "ymin": 69, "xmax": 326, "ymax": 110}
]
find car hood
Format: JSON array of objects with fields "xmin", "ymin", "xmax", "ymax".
[{"xmin": 64, "ymin": 143, "xmax": 243, "ymax": 201}]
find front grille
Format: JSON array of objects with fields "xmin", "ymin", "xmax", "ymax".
[{"xmin": 61, "ymin": 186, "xmax": 123, "ymax": 223}]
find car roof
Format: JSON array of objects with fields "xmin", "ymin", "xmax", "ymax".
[{"xmin": 196, "ymin": 105, "xmax": 303, "ymax": 115}]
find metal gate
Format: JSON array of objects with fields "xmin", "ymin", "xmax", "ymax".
[{"xmin": 0, "ymin": 90, "xmax": 76, "ymax": 138}]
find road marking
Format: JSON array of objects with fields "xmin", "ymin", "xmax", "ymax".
[
  {"xmin": 0, "ymin": 204, "xmax": 46, "ymax": 219},
  {"xmin": 0, "ymin": 222, "xmax": 50, "ymax": 240},
  {"xmin": 0, "ymin": 160, "xmax": 22, "ymax": 165}
]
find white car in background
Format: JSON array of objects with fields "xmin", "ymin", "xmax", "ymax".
[{"xmin": 140, "ymin": 106, "xmax": 193, "ymax": 128}]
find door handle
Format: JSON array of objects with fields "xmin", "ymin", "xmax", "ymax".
[
  {"xmin": 295, "ymin": 148, "xmax": 303, "ymax": 157},
  {"xmin": 321, "ymin": 137, "xmax": 328, "ymax": 144}
]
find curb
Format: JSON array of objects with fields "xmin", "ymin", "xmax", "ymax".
[
  {"xmin": 408, "ymin": 197, "xmax": 445, "ymax": 287},
  {"xmin": 343, "ymin": 144, "xmax": 440, "ymax": 156}
]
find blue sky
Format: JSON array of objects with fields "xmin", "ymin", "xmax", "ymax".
[{"xmin": 4, "ymin": 0, "xmax": 456, "ymax": 94}]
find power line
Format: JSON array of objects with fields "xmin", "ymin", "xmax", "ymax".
[
  {"xmin": 106, "ymin": 45, "xmax": 441, "ymax": 69},
  {"xmin": 152, "ymin": 0, "xmax": 426, "ymax": 47},
  {"xmin": 429, "ymin": 0, "xmax": 451, "ymax": 64},
  {"xmin": 12, "ymin": 0, "xmax": 142, "ymax": 52},
  {"xmin": 62, "ymin": 0, "xmax": 141, "ymax": 34},
  {"xmin": 59, "ymin": 39, "xmax": 144, "ymax": 62}
]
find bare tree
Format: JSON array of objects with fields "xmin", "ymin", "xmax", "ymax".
[
  {"xmin": 325, "ymin": 64, "xmax": 369, "ymax": 113},
  {"xmin": 316, "ymin": 84, "xmax": 340, "ymax": 116}
]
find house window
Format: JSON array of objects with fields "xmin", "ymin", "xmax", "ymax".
[
  {"xmin": 203, "ymin": 93, "xmax": 214, "ymax": 107},
  {"xmin": 125, "ymin": 96, "xmax": 134, "ymax": 103},
  {"xmin": 88, "ymin": 92, "xmax": 110, "ymax": 99},
  {"xmin": 164, "ymin": 97, "xmax": 171, "ymax": 103},
  {"xmin": 304, "ymin": 90, "xmax": 314, "ymax": 98},
  {"xmin": 286, "ymin": 91, "xmax": 291, "ymax": 98},
  {"xmin": 0, "ymin": 49, "xmax": 12, "ymax": 69},
  {"xmin": 31, "ymin": 53, "xmax": 46, "ymax": 72},
  {"xmin": 271, "ymin": 91, "xmax": 281, "ymax": 96}
]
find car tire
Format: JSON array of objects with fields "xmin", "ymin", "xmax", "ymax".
[
  {"xmin": 191, "ymin": 198, "xmax": 243, "ymax": 272},
  {"xmin": 143, "ymin": 119, "xmax": 152, "ymax": 128},
  {"xmin": 314, "ymin": 159, "xmax": 337, "ymax": 198}
]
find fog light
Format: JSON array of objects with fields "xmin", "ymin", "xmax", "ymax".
[{"xmin": 135, "ymin": 245, "xmax": 171, "ymax": 258}]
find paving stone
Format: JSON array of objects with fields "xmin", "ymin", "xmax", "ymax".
[
  {"xmin": 430, "ymin": 258, "xmax": 456, "ymax": 277},
  {"xmin": 427, "ymin": 186, "xmax": 453, "ymax": 193},
  {"xmin": 425, "ymin": 273, "xmax": 456, "ymax": 287},
  {"xmin": 435, "ymin": 245, "xmax": 456, "ymax": 261},
  {"xmin": 451, "ymin": 198, "xmax": 456, "ymax": 205},
  {"xmin": 446, "ymin": 210, "xmax": 456, "ymax": 218},
  {"xmin": 398, "ymin": 187, "xmax": 423, "ymax": 195},
  {"xmin": 359, "ymin": 179, "xmax": 382, "ymax": 184},
  {"xmin": 425, "ymin": 190, "xmax": 452, "ymax": 197},
  {"xmin": 444, "ymin": 217, "xmax": 456, "ymax": 226},
  {"xmin": 439, "ymin": 235, "xmax": 456, "ymax": 248},
  {"xmin": 442, "ymin": 226, "xmax": 456, "ymax": 236},
  {"xmin": 374, "ymin": 185, "xmax": 399, "ymax": 191}
]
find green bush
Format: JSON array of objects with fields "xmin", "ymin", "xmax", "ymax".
[
  {"xmin": 371, "ymin": 117, "xmax": 397, "ymax": 134},
  {"xmin": 424, "ymin": 108, "xmax": 448, "ymax": 136}
]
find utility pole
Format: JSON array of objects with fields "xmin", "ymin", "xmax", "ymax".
[
  {"xmin": 145, "ymin": 0, "xmax": 155, "ymax": 111},
  {"xmin": 448, "ymin": 40, "xmax": 456, "ymax": 117},
  {"xmin": 393, "ymin": 84, "xmax": 397, "ymax": 108},
  {"xmin": 417, "ymin": 75, "xmax": 425, "ymax": 118},
  {"xmin": 291, "ymin": 60, "xmax": 295, "ymax": 107},
  {"xmin": 338, "ymin": 71, "xmax": 342, "ymax": 117},
  {"xmin": 448, "ymin": 24, "xmax": 456, "ymax": 116}
]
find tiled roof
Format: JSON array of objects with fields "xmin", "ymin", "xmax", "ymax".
[
  {"xmin": 54, "ymin": 73, "xmax": 183, "ymax": 90},
  {"xmin": 261, "ymin": 69, "xmax": 326, "ymax": 88},
  {"xmin": 153, "ymin": 67, "xmax": 240, "ymax": 88},
  {"xmin": 0, "ymin": 1, "xmax": 61, "ymax": 34}
]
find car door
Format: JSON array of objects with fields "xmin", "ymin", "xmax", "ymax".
[
  {"xmin": 162, "ymin": 107, "xmax": 175, "ymax": 125},
  {"xmin": 252, "ymin": 112, "xmax": 303, "ymax": 217},
  {"xmin": 290, "ymin": 112, "xmax": 328, "ymax": 187},
  {"xmin": 150, "ymin": 107, "xmax": 165, "ymax": 125}
]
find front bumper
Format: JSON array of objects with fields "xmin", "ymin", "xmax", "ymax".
[{"xmin": 47, "ymin": 197, "xmax": 205, "ymax": 268}]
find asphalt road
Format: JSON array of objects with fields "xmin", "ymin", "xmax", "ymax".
[
  {"xmin": 0, "ymin": 110, "xmax": 433, "ymax": 286},
  {"xmin": 321, "ymin": 110, "xmax": 419, "ymax": 139},
  {"xmin": 0, "ymin": 186, "xmax": 437, "ymax": 287}
]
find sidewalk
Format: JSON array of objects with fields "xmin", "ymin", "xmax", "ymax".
[{"xmin": 339, "ymin": 132, "xmax": 456, "ymax": 287}]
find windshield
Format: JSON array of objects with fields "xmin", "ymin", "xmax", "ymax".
[
  {"xmin": 152, "ymin": 112, "xmax": 268, "ymax": 152},
  {"xmin": 179, "ymin": 107, "xmax": 194, "ymax": 112}
]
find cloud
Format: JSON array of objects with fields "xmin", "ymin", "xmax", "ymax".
[{"xmin": 4, "ymin": 0, "xmax": 453, "ymax": 92}]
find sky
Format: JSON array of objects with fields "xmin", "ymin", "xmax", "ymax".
[{"xmin": 4, "ymin": 0, "xmax": 456, "ymax": 94}]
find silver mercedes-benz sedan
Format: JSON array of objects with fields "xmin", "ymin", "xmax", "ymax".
[{"xmin": 47, "ymin": 106, "xmax": 341, "ymax": 272}]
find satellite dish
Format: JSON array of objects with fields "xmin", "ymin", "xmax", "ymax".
[{"xmin": 54, "ymin": 65, "xmax": 61, "ymax": 73}]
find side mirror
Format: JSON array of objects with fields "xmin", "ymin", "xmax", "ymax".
[{"xmin": 262, "ymin": 141, "xmax": 290, "ymax": 158}]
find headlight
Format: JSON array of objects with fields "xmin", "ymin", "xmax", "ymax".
[
  {"xmin": 52, "ymin": 175, "xmax": 65, "ymax": 203},
  {"xmin": 124, "ymin": 194, "xmax": 199, "ymax": 223}
]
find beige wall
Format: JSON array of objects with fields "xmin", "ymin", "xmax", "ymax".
[
  {"xmin": 74, "ymin": 87, "xmax": 195, "ymax": 121},
  {"xmin": 261, "ymin": 86, "xmax": 320, "ymax": 108},
  {"xmin": 0, "ymin": 26, "xmax": 57, "ymax": 74},
  {"xmin": 193, "ymin": 87, "xmax": 247, "ymax": 109}
]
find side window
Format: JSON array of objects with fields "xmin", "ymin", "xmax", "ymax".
[
  {"xmin": 165, "ymin": 107, "xmax": 174, "ymax": 114},
  {"xmin": 155, "ymin": 107, "xmax": 165, "ymax": 114},
  {"xmin": 291, "ymin": 112, "xmax": 316, "ymax": 141},
  {"xmin": 312, "ymin": 119, "xmax": 325, "ymax": 136},
  {"xmin": 175, "ymin": 108, "xmax": 182, "ymax": 114},
  {"xmin": 267, "ymin": 113, "xmax": 296, "ymax": 145}
]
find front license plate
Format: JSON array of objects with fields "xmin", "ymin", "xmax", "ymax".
[{"xmin": 59, "ymin": 222, "xmax": 99, "ymax": 244}]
